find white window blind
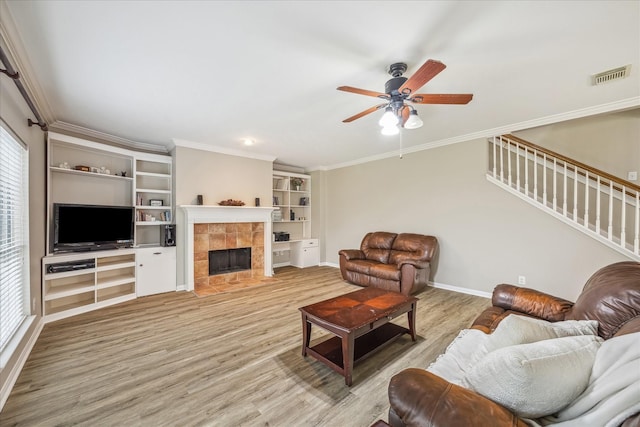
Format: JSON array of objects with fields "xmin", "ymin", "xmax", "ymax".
[{"xmin": 0, "ymin": 124, "xmax": 29, "ymax": 352}]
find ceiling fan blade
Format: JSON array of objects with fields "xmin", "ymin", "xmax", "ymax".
[
  {"xmin": 342, "ymin": 103, "xmax": 387, "ymax": 123},
  {"xmin": 399, "ymin": 105, "xmax": 410, "ymax": 126},
  {"xmin": 398, "ymin": 60, "xmax": 447, "ymax": 95},
  {"xmin": 337, "ymin": 86, "xmax": 389, "ymax": 99},
  {"xmin": 409, "ymin": 93, "xmax": 474, "ymax": 104}
]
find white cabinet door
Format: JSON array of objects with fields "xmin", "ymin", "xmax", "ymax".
[
  {"xmin": 136, "ymin": 246, "xmax": 176, "ymax": 296},
  {"xmin": 291, "ymin": 239, "xmax": 319, "ymax": 268}
]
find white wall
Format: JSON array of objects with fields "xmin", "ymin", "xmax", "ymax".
[
  {"xmin": 514, "ymin": 109, "xmax": 640, "ymax": 181},
  {"xmin": 173, "ymin": 146, "xmax": 273, "ymax": 286},
  {"xmin": 322, "ymin": 136, "xmax": 629, "ymax": 301}
]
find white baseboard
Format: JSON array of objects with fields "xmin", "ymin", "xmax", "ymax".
[
  {"xmin": 321, "ymin": 261, "xmax": 339, "ymax": 268},
  {"xmin": 430, "ymin": 282, "xmax": 492, "ymax": 299},
  {"xmin": 0, "ymin": 316, "xmax": 44, "ymax": 411}
]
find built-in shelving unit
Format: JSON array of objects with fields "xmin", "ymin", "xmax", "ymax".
[
  {"xmin": 42, "ymin": 249, "xmax": 136, "ymax": 322},
  {"xmin": 272, "ymin": 171, "xmax": 311, "ymax": 240},
  {"xmin": 44, "ymin": 132, "xmax": 176, "ymax": 321},
  {"xmin": 134, "ymin": 156, "xmax": 173, "ymax": 246},
  {"xmin": 272, "ymin": 171, "xmax": 319, "ymax": 268}
]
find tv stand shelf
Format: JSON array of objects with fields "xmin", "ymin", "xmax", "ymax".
[{"xmin": 42, "ymin": 249, "xmax": 137, "ymax": 322}]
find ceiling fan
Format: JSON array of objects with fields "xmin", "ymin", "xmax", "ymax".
[{"xmin": 338, "ymin": 59, "xmax": 473, "ymax": 135}]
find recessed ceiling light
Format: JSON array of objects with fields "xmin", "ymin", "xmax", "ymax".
[{"xmin": 243, "ymin": 138, "xmax": 255, "ymax": 146}]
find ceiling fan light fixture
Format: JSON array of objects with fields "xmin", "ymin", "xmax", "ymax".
[
  {"xmin": 381, "ymin": 124, "xmax": 399, "ymax": 136},
  {"xmin": 378, "ymin": 107, "xmax": 398, "ymax": 127},
  {"xmin": 404, "ymin": 110, "xmax": 423, "ymax": 130}
]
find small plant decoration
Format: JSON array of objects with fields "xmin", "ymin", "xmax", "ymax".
[{"xmin": 290, "ymin": 177, "xmax": 304, "ymax": 189}]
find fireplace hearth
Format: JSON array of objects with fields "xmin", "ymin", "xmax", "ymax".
[{"xmin": 209, "ymin": 248, "xmax": 251, "ymax": 275}]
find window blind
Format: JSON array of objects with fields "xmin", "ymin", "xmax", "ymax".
[{"xmin": 0, "ymin": 124, "xmax": 29, "ymax": 352}]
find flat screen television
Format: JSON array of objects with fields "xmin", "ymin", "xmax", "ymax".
[{"xmin": 53, "ymin": 203, "xmax": 135, "ymax": 253}]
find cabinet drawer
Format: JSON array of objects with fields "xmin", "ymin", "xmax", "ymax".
[{"xmin": 301, "ymin": 239, "xmax": 318, "ymax": 248}]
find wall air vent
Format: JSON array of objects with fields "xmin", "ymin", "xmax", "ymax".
[{"xmin": 591, "ymin": 65, "xmax": 631, "ymax": 85}]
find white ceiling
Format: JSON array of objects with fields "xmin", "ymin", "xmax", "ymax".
[{"xmin": 3, "ymin": 1, "xmax": 639, "ymax": 170}]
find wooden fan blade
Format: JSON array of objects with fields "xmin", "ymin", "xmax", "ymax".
[
  {"xmin": 400, "ymin": 105, "xmax": 410, "ymax": 126},
  {"xmin": 398, "ymin": 60, "xmax": 447, "ymax": 95},
  {"xmin": 342, "ymin": 103, "xmax": 387, "ymax": 123},
  {"xmin": 337, "ymin": 86, "xmax": 389, "ymax": 99},
  {"xmin": 409, "ymin": 94, "xmax": 474, "ymax": 104}
]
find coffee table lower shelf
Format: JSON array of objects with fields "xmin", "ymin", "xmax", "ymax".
[{"xmin": 306, "ymin": 323, "xmax": 408, "ymax": 372}]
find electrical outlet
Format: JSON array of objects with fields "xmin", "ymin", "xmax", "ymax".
[
  {"xmin": 518, "ymin": 275, "xmax": 526, "ymax": 285},
  {"xmin": 628, "ymin": 171, "xmax": 638, "ymax": 181}
]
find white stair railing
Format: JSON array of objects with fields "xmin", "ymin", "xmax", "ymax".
[{"xmin": 487, "ymin": 134, "xmax": 640, "ymax": 260}]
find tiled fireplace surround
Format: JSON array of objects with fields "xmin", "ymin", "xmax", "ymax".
[
  {"xmin": 181, "ymin": 206, "xmax": 275, "ymax": 292},
  {"xmin": 193, "ymin": 222, "xmax": 264, "ymax": 287}
]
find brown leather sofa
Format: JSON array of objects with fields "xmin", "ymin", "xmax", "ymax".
[
  {"xmin": 387, "ymin": 261, "xmax": 640, "ymax": 427},
  {"xmin": 338, "ymin": 232, "xmax": 438, "ymax": 295}
]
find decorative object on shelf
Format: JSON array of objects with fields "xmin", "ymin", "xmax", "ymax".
[
  {"xmin": 120, "ymin": 171, "xmax": 127, "ymax": 177},
  {"xmin": 99, "ymin": 166, "xmax": 110, "ymax": 175},
  {"xmin": 218, "ymin": 199, "xmax": 245, "ymax": 206},
  {"xmin": 150, "ymin": 199, "xmax": 163, "ymax": 206},
  {"xmin": 90, "ymin": 166, "xmax": 99, "ymax": 173},
  {"xmin": 290, "ymin": 177, "xmax": 304, "ymax": 191},
  {"xmin": 74, "ymin": 165, "xmax": 90, "ymax": 172},
  {"xmin": 299, "ymin": 197, "xmax": 309, "ymax": 206},
  {"xmin": 272, "ymin": 209, "xmax": 282, "ymax": 221},
  {"xmin": 196, "ymin": 195, "xmax": 203, "ymax": 205},
  {"xmin": 255, "ymin": 197, "xmax": 260, "ymax": 207},
  {"xmin": 58, "ymin": 162, "xmax": 70, "ymax": 169},
  {"xmin": 290, "ymin": 209, "xmax": 295, "ymax": 221},
  {"xmin": 273, "ymin": 196, "xmax": 279, "ymax": 206}
]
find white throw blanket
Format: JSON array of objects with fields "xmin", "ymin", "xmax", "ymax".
[
  {"xmin": 527, "ymin": 331, "xmax": 640, "ymax": 427},
  {"xmin": 426, "ymin": 316, "xmax": 640, "ymax": 426}
]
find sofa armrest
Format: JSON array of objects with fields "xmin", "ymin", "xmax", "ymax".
[
  {"xmin": 389, "ymin": 368, "xmax": 527, "ymax": 427},
  {"xmin": 396, "ymin": 259, "xmax": 429, "ymax": 269},
  {"xmin": 388, "ymin": 369, "xmax": 528, "ymax": 427},
  {"xmin": 492, "ymin": 284, "xmax": 574, "ymax": 322},
  {"xmin": 338, "ymin": 249, "xmax": 365, "ymax": 261}
]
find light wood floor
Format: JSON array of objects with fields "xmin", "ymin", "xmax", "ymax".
[{"xmin": 0, "ymin": 266, "xmax": 490, "ymax": 427}]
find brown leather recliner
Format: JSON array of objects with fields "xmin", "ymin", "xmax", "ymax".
[
  {"xmin": 338, "ymin": 232, "xmax": 438, "ymax": 295},
  {"xmin": 387, "ymin": 261, "xmax": 640, "ymax": 427}
]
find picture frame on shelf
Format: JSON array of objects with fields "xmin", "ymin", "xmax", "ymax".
[{"xmin": 149, "ymin": 199, "xmax": 163, "ymax": 206}]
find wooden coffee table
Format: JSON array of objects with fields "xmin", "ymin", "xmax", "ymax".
[{"xmin": 299, "ymin": 287, "xmax": 418, "ymax": 386}]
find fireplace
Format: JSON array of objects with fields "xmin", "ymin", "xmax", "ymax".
[
  {"xmin": 180, "ymin": 204, "xmax": 276, "ymax": 292},
  {"xmin": 209, "ymin": 248, "xmax": 252, "ymax": 275}
]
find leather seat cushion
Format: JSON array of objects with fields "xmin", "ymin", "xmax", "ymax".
[
  {"xmin": 345, "ymin": 259, "xmax": 378, "ymax": 275},
  {"xmin": 369, "ymin": 263, "xmax": 402, "ymax": 281}
]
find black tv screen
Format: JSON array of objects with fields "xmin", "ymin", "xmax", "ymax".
[{"xmin": 53, "ymin": 203, "xmax": 134, "ymax": 253}]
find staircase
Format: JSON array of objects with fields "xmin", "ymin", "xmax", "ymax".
[{"xmin": 487, "ymin": 134, "xmax": 640, "ymax": 261}]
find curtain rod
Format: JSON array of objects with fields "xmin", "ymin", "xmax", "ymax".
[{"xmin": 0, "ymin": 45, "xmax": 47, "ymax": 131}]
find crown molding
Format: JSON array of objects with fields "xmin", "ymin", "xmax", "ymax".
[
  {"xmin": 50, "ymin": 121, "xmax": 170, "ymax": 154},
  {"xmin": 322, "ymin": 97, "xmax": 640, "ymax": 171},
  {"xmin": 0, "ymin": 1, "xmax": 55, "ymax": 124},
  {"xmin": 172, "ymin": 138, "xmax": 277, "ymax": 162}
]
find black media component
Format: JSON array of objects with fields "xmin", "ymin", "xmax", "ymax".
[
  {"xmin": 53, "ymin": 203, "xmax": 135, "ymax": 253},
  {"xmin": 161, "ymin": 224, "xmax": 176, "ymax": 247},
  {"xmin": 46, "ymin": 259, "xmax": 95, "ymax": 274},
  {"xmin": 273, "ymin": 232, "xmax": 290, "ymax": 242}
]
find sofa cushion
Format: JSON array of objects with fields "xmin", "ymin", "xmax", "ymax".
[
  {"xmin": 427, "ymin": 314, "xmax": 598, "ymax": 386},
  {"xmin": 465, "ymin": 335, "xmax": 602, "ymax": 419},
  {"xmin": 344, "ymin": 259, "xmax": 378, "ymax": 275},
  {"xmin": 361, "ymin": 232, "xmax": 396, "ymax": 264},
  {"xmin": 389, "ymin": 233, "xmax": 437, "ymax": 265},
  {"xmin": 369, "ymin": 263, "xmax": 402, "ymax": 281}
]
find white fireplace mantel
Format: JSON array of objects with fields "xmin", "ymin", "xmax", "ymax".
[{"xmin": 180, "ymin": 205, "xmax": 276, "ymax": 291}]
